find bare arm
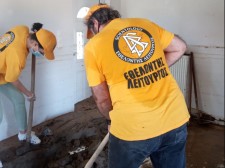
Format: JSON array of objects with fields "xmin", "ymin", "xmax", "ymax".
[
  {"xmin": 164, "ymin": 35, "xmax": 187, "ymax": 67},
  {"xmin": 91, "ymin": 81, "xmax": 112, "ymax": 120},
  {"xmin": 11, "ymin": 79, "xmax": 33, "ymax": 98}
]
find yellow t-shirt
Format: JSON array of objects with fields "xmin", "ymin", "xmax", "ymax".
[
  {"xmin": 0, "ymin": 25, "xmax": 29, "ymax": 84},
  {"xmin": 84, "ymin": 18, "xmax": 190, "ymax": 141}
]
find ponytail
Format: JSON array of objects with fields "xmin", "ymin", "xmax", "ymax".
[
  {"xmin": 30, "ymin": 22, "xmax": 44, "ymax": 49},
  {"xmin": 31, "ymin": 23, "xmax": 43, "ymax": 32}
]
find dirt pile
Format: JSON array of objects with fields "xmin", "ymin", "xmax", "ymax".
[
  {"xmin": 45, "ymin": 118, "xmax": 108, "ymax": 168},
  {"xmin": 0, "ymin": 97, "xmax": 109, "ymax": 168}
]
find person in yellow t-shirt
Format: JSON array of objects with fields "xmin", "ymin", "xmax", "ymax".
[
  {"xmin": 0, "ymin": 23, "xmax": 56, "ymax": 144},
  {"xmin": 84, "ymin": 3, "xmax": 190, "ymax": 168}
]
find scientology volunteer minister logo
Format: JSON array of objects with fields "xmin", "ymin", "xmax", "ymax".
[
  {"xmin": 0, "ymin": 31, "xmax": 15, "ymax": 53},
  {"xmin": 113, "ymin": 27, "xmax": 169, "ymax": 89},
  {"xmin": 113, "ymin": 27, "xmax": 155, "ymax": 64}
]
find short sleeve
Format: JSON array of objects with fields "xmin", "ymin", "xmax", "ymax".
[
  {"xmin": 84, "ymin": 43, "xmax": 106, "ymax": 87},
  {"xmin": 152, "ymin": 22, "xmax": 174, "ymax": 49}
]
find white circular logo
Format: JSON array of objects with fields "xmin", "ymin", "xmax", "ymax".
[{"xmin": 114, "ymin": 27, "xmax": 155, "ymax": 64}]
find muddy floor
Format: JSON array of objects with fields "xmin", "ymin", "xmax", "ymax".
[{"xmin": 0, "ymin": 97, "xmax": 224, "ymax": 168}]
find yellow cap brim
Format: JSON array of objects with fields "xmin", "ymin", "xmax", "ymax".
[
  {"xmin": 87, "ymin": 28, "xmax": 94, "ymax": 39},
  {"xmin": 44, "ymin": 50, "xmax": 55, "ymax": 60}
]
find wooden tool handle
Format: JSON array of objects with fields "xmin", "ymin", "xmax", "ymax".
[
  {"xmin": 84, "ymin": 132, "xmax": 109, "ymax": 168},
  {"xmin": 26, "ymin": 56, "xmax": 36, "ymax": 143}
]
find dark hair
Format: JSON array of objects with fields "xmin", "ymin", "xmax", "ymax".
[
  {"xmin": 86, "ymin": 4, "xmax": 121, "ymax": 30},
  {"xmin": 30, "ymin": 22, "xmax": 43, "ymax": 49}
]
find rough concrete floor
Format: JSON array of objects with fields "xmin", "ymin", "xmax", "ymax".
[{"xmin": 0, "ymin": 97, "xmax": 224, "ymax": 168}]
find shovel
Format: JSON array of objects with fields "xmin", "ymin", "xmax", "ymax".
[
  {"xmin": 84, "ymin": 132, "xmax": 109, "ymax": 168},
  {"xmin": 16, "ymin": 55, "xmax": 40, "ymax": 156},
  {"xmin": 26, "ymin": 55, "xmax": 36, "ymax": 143}
]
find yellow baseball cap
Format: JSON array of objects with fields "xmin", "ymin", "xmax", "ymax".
[
  {"xmin": 36, "ymin": 29, "xmax": 57, "ymax": 60},
  {"xmin": 85, "ymin": 4, "xmax": 110, "ymax": 39}
]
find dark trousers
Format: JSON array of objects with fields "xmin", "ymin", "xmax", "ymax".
[{"xmin": 109, "ymin": 123, "xmax": 188, "ymax": 168}]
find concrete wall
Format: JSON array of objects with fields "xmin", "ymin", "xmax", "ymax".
[{"xmin": 119, "ymin": 0, "xmax": 224, "ymax": 121}]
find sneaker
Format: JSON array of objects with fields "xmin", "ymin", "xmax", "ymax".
[
  {"xmin": 18, "ymin": 131, "xmax": 41, "ymax": 145},
  {"xmin": 0, "ymin": 160, "xmax": 3, "ymax": 168}
]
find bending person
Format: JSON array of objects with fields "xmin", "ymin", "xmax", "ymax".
[
  {"xmin": 84, "ymin": 4, "xmax": 190, "ymax": 168},
  {"xmin": 0, "ymin": 23, "xmax": 56, "ymax": 144}
]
